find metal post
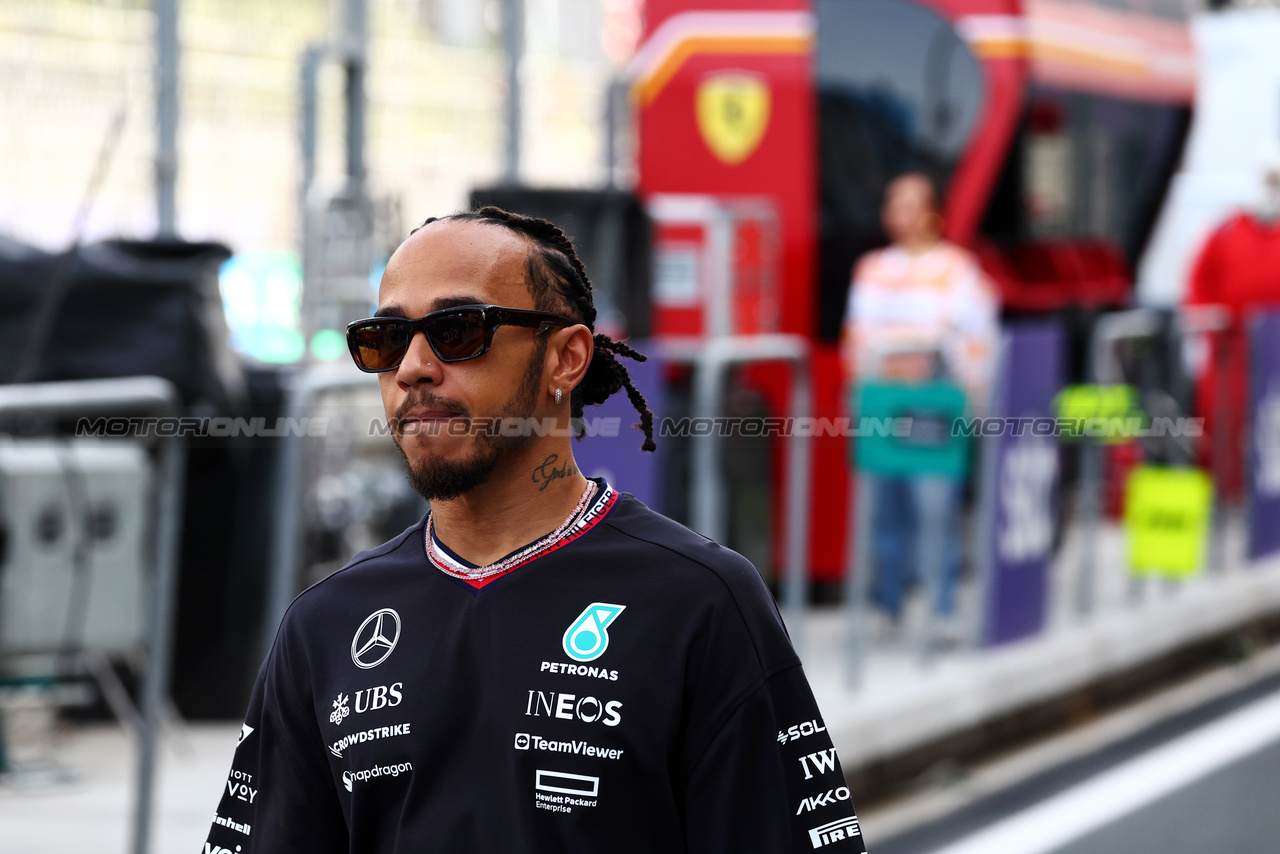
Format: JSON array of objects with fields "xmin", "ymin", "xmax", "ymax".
[
  {"xmin": 154, "ymin": 0, "xmax": 179, "ymax": 237},
  {"xmin": 972, "ymin": 334, "xmax": 1009, "ymax": 643},
  {"xmin": 298, "ymin": 0, "xmax": 372, "ymax": 348},
  {"xmin": 1154, "ymin": 308, "xmax": 1227, "ymax": 578},
  {"xmin": 0, "ymin": 377, "xmax": 183, "ymax": 854},
  {"xmin": 134, "ymin": 409, "xmax": 185, "ymax": 854},
  {"xmin": 299, "ymin": 45, "xmax": 325, "ymax": 212},
  {"xmin": 706, "ymin": 208, "xmax": 735, "ymax": 337},
  {"xmin": 1075, "ymin": 318, "xmax": 1109, "ymax": 618},
  {"xmin": 1075, "ymin": 436, "xmax": 1102, "ymax": 618},
  {"xmin": 343, "ymin": 0, "xmax": 367, "ymax": 187},
  {"xmin": 916, "ymin": 475, "xmax": 950, "ymax": 664},
  {"xmin": 689, "ymin": 353, "xmax": 725, "ymax": 540},
  {"xmin": 845, "ymin": 473, "xmax": 876, "ymax": 687},
  {"xmin": 662, "ymin": 335, "xmax": 812, "ymax": 645},
  {"xmin": 1077, "ymin": 310, "xmax": 1161, "ymax": 618},
  {"xmin": 502, "ymin": 0, "xmax": 524, "ymax": 184},
  {"xmin": 603, "ymin": 77, "xmax": 622, "ymax": 189},
  {"xmin": 783, "ymin": 358, "xmax": 813, "ymax": 631},
  {"xmin": 264, "ymin": 364, "xmax": 378, "ymax": 658},
  {"xmin": 1211, "ymin": 324, "xmax": 1231, "ymax": 573}
]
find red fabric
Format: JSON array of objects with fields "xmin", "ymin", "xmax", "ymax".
[
  {"xmin": 1104, "ymin": 441, "xmax": 1143, "ymax": 520},
  {"xmin": 1185, "ymin": 213, "xmax": 1280, "ymax": 501},
  {"xmin": 1188, "ymin": 214, "xmax": 1280, "ymax": 310}
]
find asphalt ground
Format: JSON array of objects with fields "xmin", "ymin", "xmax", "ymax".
[
  {"xmin": 1051, "ymin": 737, "xmax": 1280, "ymax": 854},
  {"xmin": 871, "ymin": 668, "xmax": 1280, "ymax": 854}
]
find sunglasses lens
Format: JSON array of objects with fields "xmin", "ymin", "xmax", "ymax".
[
  {"xmin": 349, "ymin": 321, "xmax": 410, "ymax": 371},
  {"xmin": 426, "ymin": 310, "xmax": 486, "ymax": 361}
]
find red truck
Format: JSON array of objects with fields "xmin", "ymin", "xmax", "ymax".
[{"xmin": 633, "ymin": 0, "xmax": 1196, "ymax": 586}]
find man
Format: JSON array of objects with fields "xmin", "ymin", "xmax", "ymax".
[
  {"xmin": 1184, "ymin": 156, "xmax": 1280, "ymax": 502},
  {"xmin": 204, "ymin": 207, "xmax": 864, "ymax": 852},
  {"xmin": 842, "ymin": 172, "xmax": 999, "ymax": 623}
]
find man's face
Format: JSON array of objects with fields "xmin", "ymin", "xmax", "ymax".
[{"xmin": 375, "ymin": 219, "xmax": 552, "ymax": 500}]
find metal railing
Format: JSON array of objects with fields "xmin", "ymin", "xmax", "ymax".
[
  {"xmin": 0, "ymin": 376, "xmax": 184, "ymax": 854},
  {"xmin": 263, "ymin": 362, "xmax": 378, "ymax": 658},
  {"xmin": 658, "ymin": 334, "xmax": 814, "ymax": 642},
  {"xmin": 839, "ymin": 304, "xmax": 1245, "ymax": 687}
]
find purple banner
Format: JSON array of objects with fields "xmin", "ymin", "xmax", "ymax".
[
  {"xmin": 572, "ymin": 341, "xmax": 665, "ymax": 510},
  {"xmin": 1248, "ymin": 312, "xmax": 1280, "ymax": 560},
  {"xmin": 983, "ymin": 321, "xmax": 1064, "ymax": 647}
]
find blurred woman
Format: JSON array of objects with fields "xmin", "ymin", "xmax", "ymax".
[{"xmin": 841, "ymin": 172, "xmax": 999, "ymax": 624}]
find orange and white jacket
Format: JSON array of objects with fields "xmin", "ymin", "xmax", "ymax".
[{"xmin": 841, "ymin": 242, "xmax": 1000, "ymax": 412}]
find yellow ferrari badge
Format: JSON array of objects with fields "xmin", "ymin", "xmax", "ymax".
[{"xmin": 695, "ymin": 73, "xmax": 771, "ymax": 165}]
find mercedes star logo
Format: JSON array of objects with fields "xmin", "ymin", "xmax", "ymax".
[{"xmin": 351, "ymin": 608, "xmax": 401, "ymax": 669}]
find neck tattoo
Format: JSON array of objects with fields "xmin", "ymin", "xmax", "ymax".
[{"xmin": 531, "ymin": 453, "xmax": 576, "ymax": 492}]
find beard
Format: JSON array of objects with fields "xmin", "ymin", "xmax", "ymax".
[{"xmin": 395, "ymin": 339, "xmax": 546, "ymax": 502}]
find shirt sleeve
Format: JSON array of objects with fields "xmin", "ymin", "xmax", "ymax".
[
  {"xmin": 944, "ymin": 255, "xmax": 1000, "ymax": 412},
  {"xmin": 844, "ymin": 254, "xmax": 883, "ymax": 383},
  {"xmin": 841, "ymin": 259, "xmax": 867, "ymax": 383},
  {"xmin": 680, "ymin": 665, "xmax": 866, "ymax": 853},
  {"xmin": 204, "ymin": 619, "xmax": 349, "ymax": 853}
]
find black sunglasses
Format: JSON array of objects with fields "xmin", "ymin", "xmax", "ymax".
[{"xmin": 346, "ymin": 304, "xmax": 573, "ymax": 372}]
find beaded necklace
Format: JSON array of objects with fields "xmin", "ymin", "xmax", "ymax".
[{"xmin": 425, "ymin": 479, "xmax": 598, "ymax": 580}]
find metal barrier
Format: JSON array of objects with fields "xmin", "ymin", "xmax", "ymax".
[
  {"xmin": 1073, "ymin": 310, "xmax": 1163, "ymax": 617},
  {"xmin": 657, "ymin": 334, "xmax": 814, "ymax": 640},
  {"xmin": 648, "ymin": 195, "xmax": 805, "ymax": 629},
  {"xmin": 0, "ymin": 376, "xmax": 184, "ymax": 854},
  {"xmin": 839, "ymin": 308, "xmax": 1234, "ymax": 685},
  {"xmin": 1076, "ymin": 307, "xmax": 1233, "ymax": 616}
]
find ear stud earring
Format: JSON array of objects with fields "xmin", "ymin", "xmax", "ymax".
[{"xmin": 554, "ymin": 388, "xmax": 563, "ymax": 404}]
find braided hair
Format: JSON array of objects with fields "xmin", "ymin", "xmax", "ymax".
[{"xmin": 411, "ymin": 206, "xmax": 657, "ymax": 452}]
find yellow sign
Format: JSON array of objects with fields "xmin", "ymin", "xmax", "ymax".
[
  {"xmin": 695, "ymin": 73, "xmax": 771, "ymax": 165},
  {"xmin": 1055, "ymin": 384, "xmax": 1136, "ymax": 421},
  {"xmin": 1125, "ymin": 465, "xmax": 1213, "ymax": 579},
  {"xmin": 1054, "ymin": 384, "xmax": 1139, "ymax": 445}
]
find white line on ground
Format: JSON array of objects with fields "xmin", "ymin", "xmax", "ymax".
[
  {"xmin": 861, "ymin": 642, "xmax": 1280, "ymax": 842},
  {"xmin": 924, "ymin": 686, "xmax": 1280, "ymax": 854}
]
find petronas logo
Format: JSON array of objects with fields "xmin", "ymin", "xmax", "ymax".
[{"xmin": 562, "ymin": 603, "xmax": 626, "ymax": 662}]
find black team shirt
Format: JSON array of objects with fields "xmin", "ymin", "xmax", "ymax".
[{"xmin": 205, "ymin": 482, "xmax": 865, "ymax": 853}]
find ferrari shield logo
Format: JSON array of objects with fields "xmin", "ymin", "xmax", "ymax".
[{"xmin": 696, "ymin": 73, "xmax": 771, "ymax": 165}]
